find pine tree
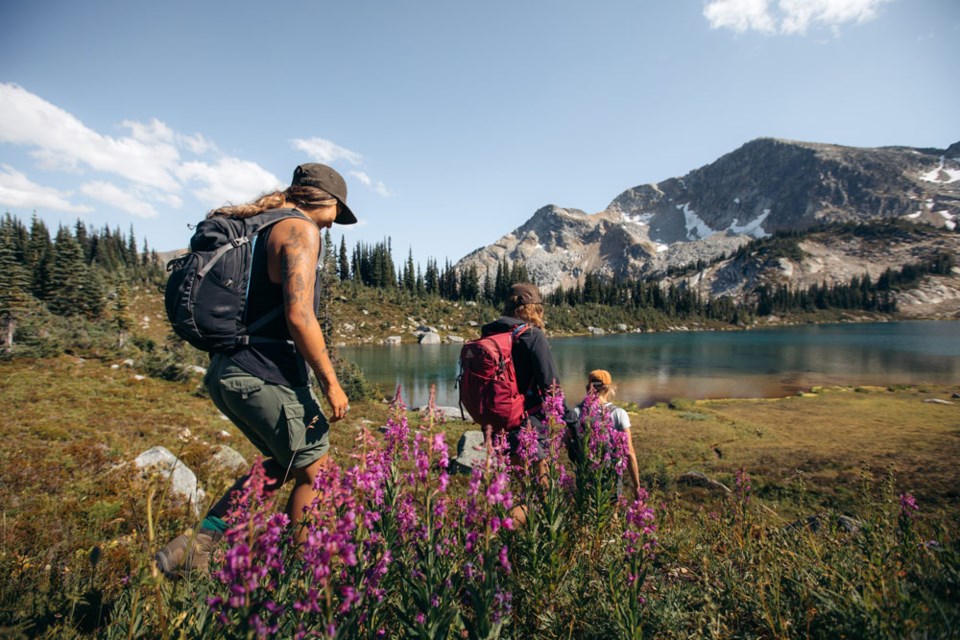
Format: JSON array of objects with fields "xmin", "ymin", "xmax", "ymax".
[
  {"xmin": 403, "ymin": 249, "xmax": 416, "ymax": 292},
  {"xmin": 338, "ymin": 235, "xmax": 350, "ymax": 281},
  {"xmin": 27, "ymin": 215, "xmax": 53, "ymax": 300},
  {"xmin": 0, "ymin": 218, "xmax": 33, "ymax": 352},
  {"xmin": 48, "ymin": 226, "xmax": 91, "ymax": 316},
  {"xmin": 317, "ymin": 229, "xmax": 338, "ymax": 338}
]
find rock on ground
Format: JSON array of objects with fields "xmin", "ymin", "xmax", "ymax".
[{"xmin": 134, "ymin": 446, "xmax": 205, "ymax": 517}]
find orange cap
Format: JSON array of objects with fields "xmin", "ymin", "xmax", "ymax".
[{"xmin": 588, "ymin": 369, "xmax": 612, "ymax": 386}]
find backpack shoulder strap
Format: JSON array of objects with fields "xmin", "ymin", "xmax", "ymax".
[{"xmin": 511, "ymin": 322, "xmax": 529, "ymax": 338}]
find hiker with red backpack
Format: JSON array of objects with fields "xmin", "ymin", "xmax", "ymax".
[
  {"xmin": 460, "ymin": 283, "xmax": 575, "ymax": 501},
  {"xmin": 156, "ymin": 163, "xmax": 357, "ymax": 578}
]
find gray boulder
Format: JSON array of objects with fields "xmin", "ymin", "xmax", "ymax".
[
  {"xmin": 134, "ymin": 446, "xmax": 205, "ymax": 516},
  {"xmin": 675, "ymin": 471, "xmax": 731, "ymax": 494},
  {"xmin": 384, "ymin": 336, "xmax": 402, "ymax": 346},
  {"xmin": 413, "ymin": 405, "xmax": 465, "ymax": 421},
  {"xmin": 210, "ymin": 445, "xmax": 249, "ymax": 476},
  {"xmin": 419, "ymin": 332, "xmax": 442, "ymax": 345},
  {"xmin": 446, "ymin": 335, "xmax": 465, "ymax": 344},
  {"xmin": 451, "ymin": 430, "xmax": 488, "ymax": 473}
]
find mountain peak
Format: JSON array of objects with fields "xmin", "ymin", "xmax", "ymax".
[{"xmin": 457, "ymin": 138, "xmax": 960, "ymax": 293}]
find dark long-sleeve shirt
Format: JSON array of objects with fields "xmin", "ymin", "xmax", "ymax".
[{"xmin": 481, "ymin": 316, "xmax": 563, "ymax": 415}]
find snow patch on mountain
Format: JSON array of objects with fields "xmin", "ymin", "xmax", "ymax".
[
  {"xmin": 728, "ymin": 209, "xmax": 772, "ymax": 239},
  {"xmin": 939, "ymin": 211, "xmax": 957, "ymax": 230},
  {"xmin": 920, "ymin": 157, "xmax": 960, "ymax": 184},
  {"xmin": 679, "ymin": 203, "xmax": 715, "ymax": 240}
]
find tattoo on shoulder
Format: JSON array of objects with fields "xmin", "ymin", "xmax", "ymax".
[{"xmin": 287, "ymin": 225, "xmax": 304, "ymax": 250}]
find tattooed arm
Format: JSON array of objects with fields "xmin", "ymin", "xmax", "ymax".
[{"xmin": 267, "ymin": 217, "xmax": 349, "ymax": 420}]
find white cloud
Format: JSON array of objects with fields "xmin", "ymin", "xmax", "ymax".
[
  {"xmin": 291, "ymin": 137, "xmax": 392, "ymax": 198},
  {"xmin": 349, "ymin": 170, "xmax": 393, "ymax": 198},
  {"xmin": 704, "ymin": 0, "xmax": 776, "ymax": 34},
  {"xmin": 703, "ymin": 0, "xmax": 891, "ymax": 35},
  {"xmin": 0, "ymin": 165, "xmax": 92, "ymax": 213},
  {"xmin": 0, "ymin": 84, "xmax": 379, "ymax": 223},
  {"xmin": 291, "ymin": 137, "xmax": 364, "ymax": 166},
  {"xmin": 176, "ymin": 158, "xmax": 283, "ymax": 207},
  {"xmin": 79, "ymin": 181, "xmax": 159, "ymax": 219},
  {"xmin": 779, "ymin": 0, "xmax": 889, "ymax": 34},
  {"xmin": 0, "ymin": 83, "xmax": 181, "ymax": 190}
]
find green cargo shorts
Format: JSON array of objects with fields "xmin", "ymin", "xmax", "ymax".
[{"xmin": 205, "ymin": 353, "xmax": 330, "ymax": 470}]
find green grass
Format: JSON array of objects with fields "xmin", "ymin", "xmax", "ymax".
[{"xmin": 1, "ymin": 357, "xmax": 958, "ymax": 637}]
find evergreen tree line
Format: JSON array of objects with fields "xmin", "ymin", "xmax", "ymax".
[
  {"xmin": 2, "ymin": 210, "xmax": 953, "ymax": 357},
  {"xmin": 545, "ymin": 251, "xmax": 954, "ymax": 325},
  {"xmin": 334, "ymin": 236, "xmax": 531, "ymax": 304},
  {"xmin": 754, "ymin": 252, "xmax": 955, "ymax": 316},
  {"xmin": 0, "ymin": 213, "xmax": 164, "ymax": 352}
]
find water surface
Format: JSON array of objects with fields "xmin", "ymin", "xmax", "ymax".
[{"xmin": 339, "ymin": 321, "xmax": 960, "ymax": 408}]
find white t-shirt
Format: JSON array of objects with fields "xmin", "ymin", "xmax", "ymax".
[{"xmin": 573, "ymin": 401, "xmax": 631, "ymax": 431}]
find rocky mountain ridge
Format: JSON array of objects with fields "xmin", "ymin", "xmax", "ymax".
[{"xmin": 457, "ymin": 138, "xmax": 960, "ymax": 301}]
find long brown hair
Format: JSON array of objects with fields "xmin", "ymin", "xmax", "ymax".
[
  {"xmin": 505, "ymin": 300, "xmax": 545, "ymax": 330},
  {"xmin": 207, "ymin": 185, "xmax": 335, "ymax": 219}
]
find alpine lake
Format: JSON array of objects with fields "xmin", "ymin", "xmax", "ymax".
[{"xmin": 339, "ymin": 320, "xmax": 960, "ymax": 409}]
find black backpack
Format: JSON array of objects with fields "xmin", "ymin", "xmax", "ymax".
[{"xmin": 163, "ymin": 208, "xmax": 306, "ymax": 352}]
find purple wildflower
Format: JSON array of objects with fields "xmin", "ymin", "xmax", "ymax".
[
  {"xmin": 516, "ymin": 422, "xmax": 539, "ymax": 471},
  {"xmin": 899, "ymin": 492, "xmax": 919, "ymax": 518},
  {"xmin": 491, "ymin": 589, "xmax": 512, "ymax": 624},
  {"xmin": 384, "ymin": 385, "xmax": 411, "ymax": 458},
  {"xmin": 543, "ymin": 383, "xmax": 566, "ymax": 426},
  {"xmin": 486, "ymin": 471, "xmax": 514, "ymax": 510},
  {"xmin": 498, "ymin": 544, "xmax": 512, "ymax": 574},
  {"xmin": 735, "ymin": 468, "xmax": 752, "ymax": 505},
  {"xmin": 623, "ymin": 489, "xmax": 657, "ymax": 555}
]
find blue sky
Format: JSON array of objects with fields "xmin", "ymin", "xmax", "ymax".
[{"xmin": 1, "ymin": 0, "xmax": 957, "ymax": 266}]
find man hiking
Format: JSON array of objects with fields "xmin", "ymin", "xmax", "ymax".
[{"xmin": 156, "ymin": 162, "xmax": 356, "ymax": 577}]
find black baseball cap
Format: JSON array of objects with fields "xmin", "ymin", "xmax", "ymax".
[{"xmin": 291, "ymin": 163, "xmax": 358, "ymax": 225}]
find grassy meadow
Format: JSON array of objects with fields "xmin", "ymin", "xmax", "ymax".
[{"xmin": 1, "ymin": 356, "xmax": 958, "ymax": 638}]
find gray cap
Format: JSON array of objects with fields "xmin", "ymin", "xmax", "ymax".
[
  {"xmin": 291, "ymin": 163, "xmax": 358, "ymax": 225},
  {"xmin": 509, "ymin": 283, "xmax": 542, "ymax": 305}
]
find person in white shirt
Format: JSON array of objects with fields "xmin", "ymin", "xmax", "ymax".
[{"xmin": 572, "ymin": 369, "xmax": 642, "ymax": 500}]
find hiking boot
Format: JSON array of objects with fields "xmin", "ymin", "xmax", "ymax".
[{"xmin": 155, "ymin": 529, "xmax": 223, "ymax": 579}]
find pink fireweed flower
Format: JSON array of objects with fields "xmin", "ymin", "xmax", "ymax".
[
  {"xmin": 491, "ymin": 589, "xmax": 512, "ymax": 624},
  {"xmin": 432, "ymin": 433, "xmax": 451, "ymax": 492},
  {"xmin": 432, "ymin": 433, "xmax": 449, "ymax": 468},
  {"xmin": 899, "ymin": 492, "xmax": 919, "ymax": 518},
  {"xmin": 498, "ymin": 544, "xmax": 512, "ymax": 574},
  {"xmin": 413, "ymin": 432, "xmax": 430, "ymax": 484},
  {"xmin": 735, "ymin": 468, "xmax": 752, "ymax": 504},
  {"xmin": 396, "ymin": 493, "xmax": 423, "ymax": 540},
  {"xmin": 467, "ymin": 467, "xmax": 484, "ymax": 498},
  {"xmin": 384, "ymin": 385, "xmax": 411, "ymax": 458},
  {"xmin": 543, "ymin": 383, "xmax": 566, "ymax": 426},
  {"xmin": 486, "ymin": 471, "xmax": 514, "ymax": 510},
  {"xmin": 577, "ymin": 391, "xmax": 628, "ymax": 473},
  {"xmin": 419, "ymin": 384, "xmax": 447, "ymax": 427},
  {"xmin": 516, "ymin": 422, "xmax": 539, "ymax": 470},
  {"xmin": 623, "ymin": 489, "xmax": 657, "ymax": 556}
]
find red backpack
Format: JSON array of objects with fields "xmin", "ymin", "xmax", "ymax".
[{"xmin": 458, "ymin": 324, "xmax": 530, "ymax": 431}]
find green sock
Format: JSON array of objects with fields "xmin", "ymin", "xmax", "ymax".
[{"xmin": 201, "ymin": 515, "xmax": 227, "ymax": 534}]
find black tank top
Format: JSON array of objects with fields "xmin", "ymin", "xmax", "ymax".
[{"xmin": 228, "ymin": 218, "xmax": 323, "ymax": 387}]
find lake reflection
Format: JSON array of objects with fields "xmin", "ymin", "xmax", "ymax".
[{"xmin": 339, "ymin": 321, "xmax": 960, "ymax": 409}]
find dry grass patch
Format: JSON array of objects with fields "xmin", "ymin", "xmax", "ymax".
[{"xmin": 631, "ymin": 384, "xmax": 960, "ymax": 518}]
